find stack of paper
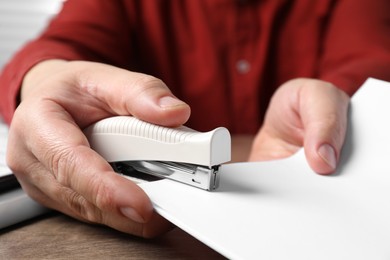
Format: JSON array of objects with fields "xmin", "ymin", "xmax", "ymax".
[{"xmin": 140, "ymin": 78, "xmax": 390, "ymax": 259}]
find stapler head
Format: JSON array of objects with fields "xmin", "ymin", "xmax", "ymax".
[{"xmin": 83, "ymin": 116, "xmax": 231, "ymax": 191}]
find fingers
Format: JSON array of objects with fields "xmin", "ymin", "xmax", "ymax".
[
  {"xmin": 248, "ymin": 78, "xmax": 350, "ymax": 175},
  {"xmin": 8, "ymin": 99, "xmax": 172, "ymax": 237},
  {"xmin": 9, "ymin": 60, "xmax": 187, "ymax": 237},
  {"xmin": 71, "ymin": 61, "xmax": 191, "ymax": 126},
  {"xmin": 12, "ymin": 150, "xmax": 173, "ymax": 237},
  {"xmin": 16, "ymin": 164, "xmax": 173, "ymax": 238},
  {"xmin": 21, "ymin": 60, "xmax": 191, "ymax": 127}
]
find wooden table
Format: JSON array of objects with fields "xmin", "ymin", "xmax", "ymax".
[{"xmin": 0, "ymin": 136, "xmax": 253, "ymax": 259}]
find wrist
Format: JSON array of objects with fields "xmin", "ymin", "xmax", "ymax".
[{"xmin": 21, "ymin": 59, "xmax": 68, "ymax": 100}]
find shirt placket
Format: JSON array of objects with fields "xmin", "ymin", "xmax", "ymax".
[{"xmin": 229, "ymin": 4, "xmax": 260, "ymax": 133}]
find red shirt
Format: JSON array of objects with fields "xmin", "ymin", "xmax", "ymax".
[{"xmin": 1, "ymin": 0, "xmax": 390, "ymax": 133}]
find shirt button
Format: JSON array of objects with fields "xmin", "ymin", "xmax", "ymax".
[{"xmin": 236, "ymin": 59, "xmax": 250, "ymax": 74}]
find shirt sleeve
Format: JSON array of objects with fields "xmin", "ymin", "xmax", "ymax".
[
  {"xmin": 319, "ymin": 0, "xmax": 390, "ymax": 95},
  {"xmin": 0, "ymin": 0, "xmax": 133, "ymax": 124}
]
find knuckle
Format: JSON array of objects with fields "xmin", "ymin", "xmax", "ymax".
[
  {"xmin": 322, "ymin": 112, "xmax": 338, "ymax": 127},
  {"xmin": 136, "ymin": 74, "xmax": 164, "ymax": 87},
  {"xmin": 312, "ymin": 112, "xmax": 345, "ymax": 144},
  {"xmin": 47, "ymin": 146, "xmax": 77, "ymax": 186},
  {"xmin": 46, "ymin": 147, "xmax": 111, "ymax": 223},
  {"xmin": 61, "ymin": 187, "xmax": 104, "ymax": 224},
  {"xmin": 314, "ymin": 113, "xmax": 339, "ymax": 135},
  {"xmin": 92, "ymin": 178, "xmax": 116, "ymax": 211},
  {"xmin": 43, "ymin": 145, "xmax": 114, "ymax": 224},
  {"xmin": 132, "ymin": 75, "xmax": 168, "ymax": 96}
]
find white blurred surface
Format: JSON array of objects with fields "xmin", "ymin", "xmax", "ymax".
[
  {"xmin": 0, "ymin": 0, "xmax": 64, "ymax": 69},
  {"xmin": 0, "ymin": 118, "xmax": 9, "ymax": 177}
]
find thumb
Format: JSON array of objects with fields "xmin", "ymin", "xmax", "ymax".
[
  {"xmin": 73, "ymin": 61, "xmax": 191, "ymax": 126},
  {"xmin": 300, "ymin": 81, "xmax": 350, "ymax": 175}
]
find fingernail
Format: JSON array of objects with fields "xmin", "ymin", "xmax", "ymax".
[
  {"xmin": 120, "ymin": 207, "xmax": 145, "ymax": 223},
  {"xmin": 318, "ymin": 144, "xmax": 337, "ymax": 170},
  {"xmin": 158, "ymin": 96, "xmax": 187, "ymax": 109}
]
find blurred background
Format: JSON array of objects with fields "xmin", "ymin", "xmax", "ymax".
[{"xmin": 0, "ymin": 0, "xmax": 63, "ymax": 69}]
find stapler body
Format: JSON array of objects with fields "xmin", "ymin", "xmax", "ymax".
[{"xmin": 83, "ymin": 116, "xmax": 231, "ymax": 190}]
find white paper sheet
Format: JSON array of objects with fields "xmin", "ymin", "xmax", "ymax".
[
  {"xmin": 0, "ymin": 118, "xmax": 11, "ymax": 177},
  {"xmin": 140, "ymin": 78, "xmax": 390, "ymax": 260}
]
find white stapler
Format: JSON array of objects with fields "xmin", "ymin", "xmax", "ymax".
[{"xmin": 83, "ymin": 116, "xmax": 231, "ymax": 191}]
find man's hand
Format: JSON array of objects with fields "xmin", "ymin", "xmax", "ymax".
[
  {"xmin": 7, "ymin": 60, "xmax": 190, "ymax": 237},
  {"xmin": 249, "ymin": 78, "xmax": 350, "ymax": 175}
]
